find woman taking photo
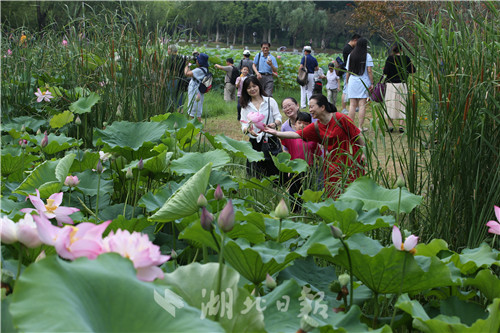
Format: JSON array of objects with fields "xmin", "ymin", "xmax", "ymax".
[
  {"xmin": 383, "ymin": 43, "xmax": 416, "ymax": 133},
  {"xmin": 240, "ymin": 76, "xmax": 283, "ymax": 178},
  {"xmin": 265, "ymin": 94, "xmax": 365, "ymax": 198},
  {"xmin": 346, "ymin": 37, "xmax": 374, "ymax": 132}
]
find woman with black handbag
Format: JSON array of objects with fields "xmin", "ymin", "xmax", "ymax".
[{"xmin": 240, "ymin": 76, "xmax": 283, "ymax": 178}]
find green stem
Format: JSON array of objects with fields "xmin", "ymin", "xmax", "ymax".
[
  {"xmin": 95, "ymin": 173, "xmax": 101, "ymax": 221},
  {"xmin": 67, "ymin": 188, "xmax": 72, "ymax": 207},
  {"xmin": 132, "ymin": 170, "xmax": 141, "ymax": 218},
  {"xmin": 16, "ymin": 245, "xmax": 24, "ymax": 283},
  {"xmin": 172, "ymin": 222, "xmax": 176, "ymax": 250},
  {"xmin": 373, "ymin": 293, "xmax": 379, "ymax": 328},
  {"xmin": 123, "ymin": 179, "xmax": 131, "ymax": 217},
  {"xmin": 202, "ymin": 244, "xmax": 208, "ymax": 264},
  {"xmin": 210, "ymin": 229, "xmax": 221, "ymax": 251},
  {"xmin": 390, "ymin": 253, "xmax": 408, "ymax": 328},
  {"xmin": 340, "ymin": 238, "xmax": 354, "ymax": 310},
  {"xmin": 277, "ymin": 218, "xmax": 283, "ymax": 243},
  {"xmin": 396, "ymin": 187, "xmax": 402, "ymax": 227},
  {"xmin": 215, "ymin": 232, "xmax": 225, "ymax": 321}
]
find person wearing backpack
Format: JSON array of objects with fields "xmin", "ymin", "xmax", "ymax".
[
  {"xmin": 215, "ymin": 57, "xmax": 239, "ymax": 102},
  {"xmin": 239, "ymin": 50, "xmax": 254, "ymax": 76},
  {"xmin": 184, "ymin": 53, "xmax": 210, "ymax": 122}
]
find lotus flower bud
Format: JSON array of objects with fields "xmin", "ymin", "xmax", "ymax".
[
  {"xmin": 64, "ymin": 175, "xmax": 80, "ymax": 187},
  {"xmin": 116, "ymin": 105, "xmax": 122, "ymax": 118},
  {"xmin": 265, "ymin": 273, "xmax": 277, "ymax": 289},
  {"xmin": 214, "ymin": 185, "xmax": 224, "ymax": 201},
  {"xmin": 330, "ymin": 225, "xmax": 343, "ymax": 239},
  {"xmin": 41, "ymin": 131, "xmax": 48, "ymax": 148},
  {"xmin": 197, "ymin": 193, "xmax": 208, "ymax": 208},
  {"xmin": 200, "ymin": 207, "xmax": 214, "ymax": 232},
  {"xmin": 170, "ymin": 249, "xmax": 178, "ymax": 260},
  {"xmin": 36, "ymin": 129, "xmax": 41, "ymax": 135},
  {"xmin": 396, "ymin": 174, "xmax": 406, "ymax": 188},
  {"xmin": 21, "ymin": 125, "xmax": 26, "ymax": 132},
  {"xmin": 95, "ymin": 160, "xmax": 104, "ymax": 173},
  {"xmin": 35, "ymin": 250, "xmax": 46, "ymax": 262},
  {"xmin": 274, "ymin": 199, "xmax": 289, "ymax": 219},
  {"xmin": 19, "ymin": 139, "xmax": 27, "ymax": 147},
  {"xmin": 126, "ymin": 167, "xmax": 133, "ymax": 179},
  {"xmin": 75, "ymin": 116, "xmax": 82, "ymax": 125},
  {"xmin": 173, "ymin": 122, "xmax": 178, "ymax": 130},
  {"xmin": 138, "ymin": 158, "xmax": 144, "ymax": 170},
  {"xmin": 338, "ymin": 273, "xmax": 350, "ymax": 287},
  {"xmin": 218, "ymin": 200, "xmax": 235, "ymax": 233}
]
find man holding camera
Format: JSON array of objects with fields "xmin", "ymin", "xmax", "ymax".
[{"xmin": 252, "ymin": 42, "xmax": 278, "ymax": 97}]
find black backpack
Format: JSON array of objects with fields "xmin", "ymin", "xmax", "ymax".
[
  {"xmin": 195, "ymin": 67, "xmax": 213, "ymax": 94},
  {"xmin": 229, "ymin": 66, "xmax": 240, "ymax": 85}
]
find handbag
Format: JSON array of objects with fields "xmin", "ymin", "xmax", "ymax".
[
  {"xmin": 371, "ymin": 75, "xmax": 386, "ymax": 103},
  {"xmin": 262, "ymin": 97, "xmax": 283, "ymax": 157},
  {"xmin": 297, "ymin": 55, "xmax": 308, "ymax": 86}
]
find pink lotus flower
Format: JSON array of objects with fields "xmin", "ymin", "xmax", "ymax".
[
  {"xmin": 103, "ymin": 230, "xmax": 170, "ymax": 281},
  {"xmin": 19, "ymin": 139, "xmax": 28, "ymax": 147},
  {"xmin": 64, "ymin": 175, "xmax": 80, "ymax": 188},
  {"xmin": 241, "ymin": 112, "xmax": 266, "ymax": 131},
  {"xmin": 277, "ymin": 55, "xmax": 281, "ymax": 59},
  {"xmin": 21, "ymin": 189, "xmax": 80, "ymax": 226},
  {"xmin": 392, "ymin": 225, "xmax": 418, "ymax": 255},
  {"xmin": 62, "ymin": 39, "xmax": 68, "ymax": 46},
  {"xmin": 0, "ymin": 214, "xmax": 42, "ymax": 248},
  {"xmin": 486, "ymin": 205, "xmax": 500, "ymax": 235},
  {"xmin": 7, "ymin": 49, "xmax": 12, "ymax": 56},
  {"xmin": 34, "ymin": 215, "xmax": 110, "ymax": 260},
  {"xmin": 35, "ymin": 88, "xmax": 53, "ymax": 102}
]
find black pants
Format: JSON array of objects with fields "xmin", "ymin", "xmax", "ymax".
[{"xmin": 247, "ymin": 137, "xmax": 283, "ymax": 180}]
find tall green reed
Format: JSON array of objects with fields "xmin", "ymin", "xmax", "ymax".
[{"xmin": 365, "ymin": 2, "xmax": 500, "ymax": 249}]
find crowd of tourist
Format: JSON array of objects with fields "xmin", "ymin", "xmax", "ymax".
[{"xmin": 166, "ymin": 34, "xmax": 415, "ymax": 200}]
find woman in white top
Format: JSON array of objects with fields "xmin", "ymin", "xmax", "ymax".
[
  {"xmin": 240, "ymin": 76, "xmax": 282, "ymax": 178},
  {"xmin": 346, "ymin": 38, "xmax": 374, "ymax": 132}
]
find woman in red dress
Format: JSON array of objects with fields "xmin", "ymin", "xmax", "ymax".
[{"xmin": 265, "ymin": 94, "xmax": 365, "ymax": 198}]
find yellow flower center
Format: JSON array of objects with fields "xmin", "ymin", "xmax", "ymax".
[
  {"xmin": 69, "ymin": 226, "xmax": 79, "ymax": 244},
  {"xmin": 400, "ymin": 244, "xmax": 405, "ymax": 251},
  {"xmin": 409, "ymin": 248, "xmax": 417, "ymax": 255},
  {"xmin": 45, "ymin": 199, "xmax": 58, "ymax": 213}
]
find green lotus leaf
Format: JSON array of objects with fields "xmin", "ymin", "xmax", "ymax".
[
  {"xmin": 1, "ymin": 147, "xmax": 39, "ymax": 176},
  {"xmin": 304, "ymin": 199, "xmax": 395, "ymax": 237},
  {"xmin": 264, "ymin": 219, "xmax": 318, "ymax": 242},
  {"xmin": 300, "ymin": 189, "xmax": 325, "ymax": 203},
  {"xmin": 29, "ymin": 133, "xmax": 81, "ymax": 155},
  {"xmin": 69, "ymin": 92, "xmax": 101, "ymax": 114},
  {"xmin": 1, "ymin": 297, "xmax": 17, "ymax": 333},
  {"xmin": 209, "ymin": 170, "xmax": 239, "ymax": 191},
  {"xmin": 271, "ymin": 152, "xmax": 309, "ymax": 174},
  {"xmin": 170, "ymin": 150, "xmax": 230, "ymax": 175},
  {"xmin": 161, "ymin": 263, "xmax": 265, "ymax": 333},
  {"xmin": 104, "ymin": 215, "xmax": 151, "ymax": 236},
  {"xmin": 15, "ymin": 154, "xmax": 75, "ymax": 198},
  {"xmin": 73, "ymin": 170, "xmax": 114, "ymax": 197},
  {"xmin": 463, "ymin": 269, "xmax": 500, "ymax": 301},
  {"xmin": 332, "ymin": 234, "xmax": 459, "ymax": 294},
  {"xmin": 414, "ymin": 239, "xmax": 451, "ymax": 257},
  {"xmin": 295, "ymin": 222, "xmax": 343, "ymax": 259},
  {"xmin": 93, "ymin": 121, "xmax": 168, "ymax": 151},
  {"xmin": 180, "ymin": 218, "xmax": 266, "ymax": 250},
  {"xmin": 223, "ymin": 238, "xmax": 302, "ymax": 285},
  {"xmin": 262, "ymin": 279, "xmax": 384, "ymax": 333},
  {"xmin": 123, "ymin": 151, "xmax": 173, "ymax": 175},
  {"xmin": 175, "ymin": 123, "xmax": 202, "ymax": 149},
  {"xmin": 1, "ymin": 116, "xmax": 47, "ymax": 133},
  {"xmin": 139, "ymin": 181, "xmax": 182, "ymax": 212},
  {"xmin": 214, "ymin": 134, "xmax": 265, "ymax": 163},
  {"xmin": 396, "ymin": 294, "xmax": 500, "ymax": 333},
  {"xmin": 49, "ymin": 110, "xmax": 74, "ymax": 129},
  {"xmin": 339, "ymin": 176, "xmax": 422, "ymax": 214},
  {"xmin": 69, "ymin": 150, "xmax": 99, "ymax": 173},
  {"xmin": 449, "ymin": 243, "xmax": 500, "ymax": 275},
  {"xmin": 10, "ymin": 254, "xmax": 223, "ymax": 332},
  {"xmin": 149, "ymin": 162, "xmax": 212, "ymax": 222}
]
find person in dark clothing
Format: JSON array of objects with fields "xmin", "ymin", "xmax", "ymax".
[
  {"xmin": 382, "ymin": 43, "xmax": 416, "ymax": 133},
  {"xmin": 340, "ymin": 34, "xmax": 361, "ymax": 114},
  {"xmin": 165, "ymin": 44, "xmax": 187, "ymax": 112},
  {"xmin": 239, "ymin": 50, "xmax": 254, "ymax": 75}
]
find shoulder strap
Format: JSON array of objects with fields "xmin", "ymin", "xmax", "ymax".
[
  {"xmin": 257, "ymin": 52, "xmax": 261, "ymax": 72},
  {"xmin": 314, "ymin": 121, "xmax": 321, "ymax": 140}
]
